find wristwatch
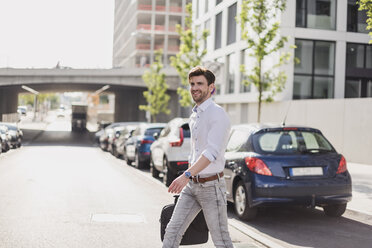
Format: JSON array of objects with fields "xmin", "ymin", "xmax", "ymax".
[{"xmin": 184, "ymin": 171, "xmax": 192, "ymax": 179}]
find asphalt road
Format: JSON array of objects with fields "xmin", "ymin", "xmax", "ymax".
[{"xmin": 0, "ymin": 114, "xmax": 371, "ymax": 248}]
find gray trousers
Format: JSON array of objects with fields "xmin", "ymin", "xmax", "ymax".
[{"xmin": 162, "ymin": 177, "xmax": 234, "ymax": 248}]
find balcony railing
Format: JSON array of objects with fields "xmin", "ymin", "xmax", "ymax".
[
  {"xmin": 138, "ymin": 4, "xmax": 152, "ymax": 11},
  {"xmin": 138, "ymin": 5, "xmax": 182, "ymax": 13},
  {"xmin": 136, "ymin": 44, "xmax": 151, "ymax": 50},
  {"xmin": 137, "ymin": 24, "xmax": 152, "ymax": 30},
  {"xmin": 170, "ymin": 6, "xmax": 182, "ymax": 13}
]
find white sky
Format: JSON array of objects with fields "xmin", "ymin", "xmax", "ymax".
[{"xmin": 0, "ymin": 0, "xmax": 114, "ymax": 69}]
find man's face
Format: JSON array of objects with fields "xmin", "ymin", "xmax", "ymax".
[{"xmin": 189, "ymin": 75, "xmax": 214, "ymax": 105}]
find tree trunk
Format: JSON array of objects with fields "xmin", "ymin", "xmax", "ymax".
[{"xmin": 257, "ymin": 59, "xmax": 262, "ymax": 123}]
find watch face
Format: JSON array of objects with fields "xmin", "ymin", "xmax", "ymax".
[{"xmin": 185, "ymin": 172, "xmax": 191, "ymax": 178}]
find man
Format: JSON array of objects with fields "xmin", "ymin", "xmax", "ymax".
[{"xmin": 162, "ymin": 66, "xmax": 233, "ymax": 248}]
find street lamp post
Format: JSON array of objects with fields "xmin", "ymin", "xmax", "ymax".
[{"xmin": 22, "ymin": 85, "xmax": 39, "ymax": 121}]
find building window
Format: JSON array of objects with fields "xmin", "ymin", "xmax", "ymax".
[
  {"xmin": 227, "ymin": 52, "xmax": 236, "ymax": 94},
  {"xmin": 347, "ymin": 0, "xmax": 368, "ymax": 33},
  {"xmin": 196, "ymin": 0, "xmax": 199, "ymax": 19},
  {"xmin": 216, "ymin": 0, "xmax": 222, "ymax": 6},
  {"xmin": 215, "ymin": 56, "xmax": 225, "ymax": 95},
  {"xmin": 205, "ymin": 0, "xmax": 209, "ymax": 13},
  {"xmin": 227, "ymin": 3, "xmax": 237, "ymax": 45},
  {"xmin": 215, "ymin": 12, "xmax": 222, "ymax": 50},
  {"xmin": 293, "ymin": 39, "xmax": 335, "ymax": 99},
  {"xmin": 345, "ymin": 43, "xmax": 372, "ymax": 98},
  {"xmin": 205, "ymin": 19, "xmax": 212, "ymax": 52},
  {"xmin": 240, "ymin": 49, "xmax": 251, "ymax": 93},
  {"xmin": 296, "ymin": 0, "xmax": 336, "ymax": 30},
  {"xmin": 347, "ymin": 43, "xmax": 372, "ymax": 69}
]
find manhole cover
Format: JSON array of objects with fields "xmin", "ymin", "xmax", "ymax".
[{"xmin": 91, "ymin": 213, "xmax": 146, "ymax": 223}]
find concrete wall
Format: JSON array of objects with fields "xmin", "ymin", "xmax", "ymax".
[
  {"xmin": 222, "ymin": 98, "xmax": 372, "ymax": 165},
  {"xmin": 0, "ymin": 88, "xmax": 19, "ymax": 121}
]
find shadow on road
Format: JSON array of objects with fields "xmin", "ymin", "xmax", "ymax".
[
  {"xmin": 22, "ymin": 128, "xmax": 96, "ymax": 147},
  {"xmin": 227, "ymin": 205, "xmax": 372, "ymax": 248}
]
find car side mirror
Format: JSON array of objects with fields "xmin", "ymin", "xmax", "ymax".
[{"xmin": 153, "ymin": 132, "xmax": 159, "ymax": 140}]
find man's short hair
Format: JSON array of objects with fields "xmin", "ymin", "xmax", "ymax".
[{"xmin": 188, "ymin": 66, "xmax": 215, "ymax": 86}]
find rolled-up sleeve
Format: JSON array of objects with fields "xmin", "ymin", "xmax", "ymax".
[{"xmin": 201, "ymin": 109, "xmax": 231, "ymax": 162}]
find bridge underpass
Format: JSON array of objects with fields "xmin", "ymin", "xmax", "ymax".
[{"xmin": 0, "ymin": 68, "xmax": 184, "ymax": 122}]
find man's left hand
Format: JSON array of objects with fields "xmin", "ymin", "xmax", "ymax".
[{"xmin": 168, "ymin": 174, "xmax": 190, "ymax": 194}]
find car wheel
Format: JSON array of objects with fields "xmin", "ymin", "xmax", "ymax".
[
  {"xmin": 150, "ymin": 158, "xmax": 160, "ymax": 178},
  {"xmin": 125, "ymin": 149, "xmax": 133, "ymax": 165},
  {"xmin": 323, "ymin": 203, "xmax": 347, "ymax": 217},
  {"xmin": 135, "ymin": 151, "xmax": 145, "ymax": 169},
  {"xmin": 234, "ymin": 181, "xmax": 257, "ymax": 221},
  {"xmin": 163, "ymin": 157, "xmax": 175, "ymax": 187}
]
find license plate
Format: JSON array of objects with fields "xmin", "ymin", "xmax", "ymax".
[{"xmin": 290, "ymin": 167, "xmax": 323, "ymax": 176}]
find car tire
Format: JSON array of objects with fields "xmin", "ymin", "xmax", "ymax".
[
  {"xmin": 135, "ymin": 151, "xmax": 145, "ymax": 169},
  {"xmin": 323, "ymin": 203, "xmax": 347, "ymax": 217},
  {"xmin": 125, "ymin": 149, "xmax": 133, "ymax": 165},
  {"xmin": 163, "ymin": 157, "xmax": 175, "ymax": 187},
  {"xmin": 234, "ymin": 181, "xmax": 257, "ymax": 221},
  {"xmin": 150, "ymin": 158, "xmax": 160, "ymax": 178}
]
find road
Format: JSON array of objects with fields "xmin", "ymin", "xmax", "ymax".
[{"xmin": 0, "ymin": 112, "xmax": 371, "ymax": 248}]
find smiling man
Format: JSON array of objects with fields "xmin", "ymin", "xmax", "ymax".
[{"xmin": 162, "ymin": 66, "xmax": 233, "ymax": 248}]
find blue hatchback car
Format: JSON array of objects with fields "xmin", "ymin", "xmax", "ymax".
[
  {"xmin": 124, "ymin": 123, "xmax": 166, "ymax": 169},
  {"xmin": 224, "ymin": 124, "xmax": 352, "ymax": 220}
]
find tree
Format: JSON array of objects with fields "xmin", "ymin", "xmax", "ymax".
[
  {"xmin": 139, "ymin": 50, "xmax": 170, "ymax": 122},
  {"xmin": 358, "ymin": 0, "xmax": 372, "ymax": 42},
  {"xmin": 170, "ymin": 3, "xmax": 208, "ymax": 107},
  {"xmin": 238, "ymin": 0, "xmax": 294, "ymax": 122}
]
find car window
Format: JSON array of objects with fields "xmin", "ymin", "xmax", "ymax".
[
  {"xmin": 181, "ymin": 124, "xmax": 190, "ymax": 138},
  {"xmin": 226, "ymin": 129, "xmax": 250, "ymax": 152},
  {"xmin": 253, "ymin": 130, "xmax": 334, "ymax": 155},
  {"xmin": 145, "ymin": 128, "xmax": 163, "ymax": 136}
]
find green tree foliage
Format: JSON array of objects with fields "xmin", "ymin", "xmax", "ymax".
[
  {"xmin": 170, "ymin": 3, "xmax": 208, "ymax": 107},
  {"xmin": 358, "ymin": 0, "xmax": 372, "ymax": 42},
  {"xmin": 239, "ymin": 0, "xmax": 294, "ymax": 122},
  {"xmin": 18, "ymin": 93, "xmax": 59, "ymax": 109},
  {"xmin": 139, "ymin": 50, "xmax": 170, "ymax": 122}
]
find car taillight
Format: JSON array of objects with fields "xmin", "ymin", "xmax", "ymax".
[
  {"xmin": 244, "ymin": 157, "xmax": 273, "ymax": 176},
  {"xmin": 170, "ymin": 128, "xmax": 184, "ymax": 147},
  {"xmin": 337, "ymin": 155, "xmax": 347, "ymax": 174},
  {"xmin": 141, "ymin": 139, "xmax": 153, "ymax": 144}
]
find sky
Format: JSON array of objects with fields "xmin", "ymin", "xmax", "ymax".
[{"xmin": 0, "ymin": 0, "xmax": 114, "ymax": 69}]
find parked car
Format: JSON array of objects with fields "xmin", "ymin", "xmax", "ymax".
[
  {"xmin": 113, "ymin": 124, "xmax": 140, "ymax": 158},
  {"xmin": 108, "ymin": 125, "xmax": 129, "ymax": 155},
  {"xmin": 17, "ymin": 106, "xmax": 27, "ymax": 115},
  {"xmin": 150, "ymin": 118, "xmax": 191, "ymax": 186},
  {"xmin": 100, "ymin": 122, "xmax": 141, "ymax": 151},
  {"xmin": 99, "ymin": 122, "xmax": 128, "ymax": 151},
  {"xmin": 223, "ymin": 124, "xmax": 352, "ymax": 220},
  {"xmin": 0, "ymin": 125, "xmax": 11, "ymax": 152},
  {"xmin": 124, "ymin": 123, "xmax": 166, "ymax": 169},
  {"xmin": 0, "ymin": 123, "xmax": 22, "ymax": 148}
]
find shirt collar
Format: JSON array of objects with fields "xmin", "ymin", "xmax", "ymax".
[{"xmin": 195, "ymin": 97, "xmax": 213, "ymax": 113}]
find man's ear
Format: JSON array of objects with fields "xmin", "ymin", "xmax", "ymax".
[{"xmin": 210, "ymin": 84, "xmax": 216, "ymax": 95}]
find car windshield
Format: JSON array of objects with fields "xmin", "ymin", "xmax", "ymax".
[
  {"xmin": 145, "ymin": 128, "xmax": 163, "ymax": 136},
  {"xmin": 252, "ymin": 130, "xmax": 335, "ymax": 155}
]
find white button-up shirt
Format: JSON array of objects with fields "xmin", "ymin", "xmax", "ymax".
[{"xmin": 188, "ymin": 97, "xmax": 231, "ymax": 176}]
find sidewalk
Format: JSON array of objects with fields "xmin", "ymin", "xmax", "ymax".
[{"xmin": 346, "ymin": 162, "xmax": 372, "ymax": 216}]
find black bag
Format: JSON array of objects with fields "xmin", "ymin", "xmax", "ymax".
[{"xmin": 160, "ymin": 195, "xmax": 209, "ymax": 245}]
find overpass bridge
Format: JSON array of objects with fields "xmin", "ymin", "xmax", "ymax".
[{"xmin": 0, "ymin": 68, "xmax": 182, "ymax": 122}]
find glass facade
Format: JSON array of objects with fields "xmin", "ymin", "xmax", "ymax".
[
  {"xmin": 215, "ymin": 12, "xmax": 222, "ymax": 50},
  {"xmin": 240, "ymin": 49, "xmax": 251, "ymax": 93},
  {"xmin": 227, "ymin": 3, "xmax": 237, "ymax": 45},
  {"xmin": 296, "ymin": 0, "xmax": 336, "ymax": 30},
  {"xmin": 227, "ymin": 52, "xmax": 237, "ymax": 94},
  {"xmin": 345, "ymin": 43, "xmax": 372, "ymax": 98},
  {"xmin": 347, "ymin": 0, "xmax": 369, "ymax": 33},
  {"xmin": 293, "ymin": 39, "xmax": 335, "ymax": 99}
]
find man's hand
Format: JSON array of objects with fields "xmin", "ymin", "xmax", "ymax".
[{"xmin": 168, "ymin": 174, "xmax": 190, "ymax": 194}]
